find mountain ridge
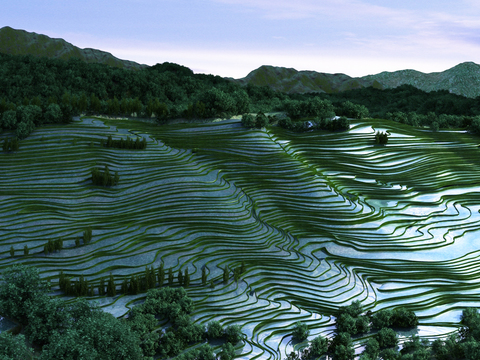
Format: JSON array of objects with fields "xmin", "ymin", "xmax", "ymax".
[
  {"xmin": 1, "ymin": 26, "xmax": 479, "ymax": 97},
  {"xmin": 0, "ymin": 26, "xmax": 147, "ymax": 70},
  {"xmin": 233, "ymin": 62, "xmax": 480, "ymax": 98}
]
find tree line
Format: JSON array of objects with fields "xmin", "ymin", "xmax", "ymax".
[{"xmin": 102, "ymin": 134, "xmax": 147, "ymax": 150}]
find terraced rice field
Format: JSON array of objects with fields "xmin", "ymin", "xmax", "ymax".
[{"xmin": 2, "ymin": 116, "xmax": 480, "ymax": 358}]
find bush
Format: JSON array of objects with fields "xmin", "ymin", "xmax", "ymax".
[
  {"xmin": 225, "ymin": 324, "xmax": 243, "ymax": 344},
  {"xmin": 292, "ymin": 321, "xmax": 310, "ymax": 342},
  {"xmin": 0, "ymin": 332, "xmax": 34, "ymax": 359},
  {"xmin": 241, "ymin": 113, "xmax": 256, "ymax": 128},
  {"xmin": 206, "ymin": 320, "xmax": 224, "ymax": 339},
  {"xmin": 371, "ymin": 309, "xmax": 393, "ymax": 329},
  {"xmin": 375, "ymin": 327, "xmax": 398, "ymax": 349},
  {"xmin": 15, "ymin": 119, "xmax": 35, "ymax": 140}
]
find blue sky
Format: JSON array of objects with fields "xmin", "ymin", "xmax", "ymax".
[{"xmin": 3, "ymin": 0, "xmax": 480, "ymax": 78}]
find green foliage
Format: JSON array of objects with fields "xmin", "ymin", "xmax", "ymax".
[
  {"xmin": 330, "ymin": 332, "xmax": 355, "ymax": 360},
  {"xmin": 202, "ymin": 266, "xmax": 208, "ymax": 285},
  {"xmin": 2, "ymin": 137, "xmax": 19, "ymax": 153},
  {"xmin": 9, "ymin": 245, "xmax": 14, "ymax": 257},
  {"xmin": 0, "ymin": 332, "xmax": 33, "ymax": 360},
  {"xmin": 206, "ymin": 320, "xmax": 224, "ymax": 339},
  {"xmin": 106, "ymin": 273, "xmax": 116, "ymax": 297},
  {"xmin": 375, "ymin": 327, "xmax": 398, "ymax": 349},
  {"xmin": 361, "ymin": 338, "xmax": 380, "ymax": 360},
  {"xmin": 23, "ymin": 244, "xmax": 28, "ymax": 256},
  {"xmin": 218, "ymin": 342, "xmax": 236, "ymax": 360},
  {"xmin": 292, "ymin": 321, "xmax": 310, "ymax": 342},
  {"xmin": 158, "ymin": 262, "xmax": 165, "ymax": 286},
  {"xmin": 375, "ymin": 131, "xmax": 389, "ymax": 145},
  {"xmin": 24, "ymin": 296, "xmax": 69, "ymax": 346},
  {"xmin": 306, "ymin": 335, "xmax": 328, "ymax": 359},
  {"xmin": 225, "ymin": 324, "xmax": 243, "ymax": 344},
  {"xmin": 126, "ymin": 307, "xmax": 160, "ymax": 357},
  {"xmin": 0, "ymin": 265, "xmax": 50, "ymax": 324},
  {"xmin": 336, "ymin": 300, "xmax": 369, "ymax": 335},
  {"xmin": 91, "ymin": 165, "xmax": 118, "ymax": 187},
  {"xmin": 83, "ymin": 226, "xmax": 92, "ymax": 244},
  {"xmin": 40, "ymin": 309, "xmax": 143, "ymax": 360},
  {"xmin": 103, "ymin": 134, "xmax": 147, "ymax": 150},
  {"xmin": 241, "ymin": 113, "xmax": 256, "ymax": 128},
  {"xmin": 223, "ymin": 265, "xmax": 229, "ymax": 284},
  {"xmin": 336, "ymin": 100, "xmax": 369, "ymax": 119},
  {"xmin": 1, "ymin": 110, "xmax": 17, "ymax": 129}
]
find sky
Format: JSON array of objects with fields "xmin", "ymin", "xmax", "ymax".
[{"xmin": 3, "ymin": 0, "xmax": 480, "ymax": 78}]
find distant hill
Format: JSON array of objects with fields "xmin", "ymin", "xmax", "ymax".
[
  {"xmin": 2, "ymin": 26, "xmax": 480, "ymax": 98},
  {"xmin": 362, "ymin": 62, "xmax": 480, "ymax": 98},
  {"xmin": 232, "ymin": 62, "xmax": 480, "ymax": 98},
  {"xmin": 232, "ymin": 65, "xmax": 384, "ymax": 94},
  {"xmin": 0, "ymin": 26, "xmax": 147, "ymax": 70}
]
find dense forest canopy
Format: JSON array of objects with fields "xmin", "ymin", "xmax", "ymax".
[{"xmin": 1, "ymin": 52, "xmax": 480, "ymax": 139}]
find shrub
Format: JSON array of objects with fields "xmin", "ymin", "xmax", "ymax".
[
  {"xmin": 292, "ymin": 321, "xmax": 309, "ymax": 342},
  {"xmin": 375, "ymin": 327, "xmax": 398, "ymax": 349},
  {"xmin": 225, "ymin": 324, "xmax": 243, "ymax": 344}
]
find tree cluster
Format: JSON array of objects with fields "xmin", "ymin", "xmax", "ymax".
[
  {"xmin": 2, "ymin": 136, "xmax": 19, "ymax": 152},
  {"xmin": 103, "ymin": 134, "xmax": 147, "ymax": 150},
  {"xmin": 375, "ymin": 131, "xmax": 389, "ymax": 145},
  {"xmin": 44, "ymin": 238, "xmax": 64, "ymax": 255},
  {"xmin": 91, "ymin": 165, "xmax": 119, "ymax": 186}
]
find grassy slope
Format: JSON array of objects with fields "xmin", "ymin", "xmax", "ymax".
[{"xmin": 2, "ymin": 117, "xmax": 480, "ymax": 357}]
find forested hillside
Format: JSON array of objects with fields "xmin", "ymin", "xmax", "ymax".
[{"xmin": 2, "ymin": 52, "xmax": 480, "ymax": 141}]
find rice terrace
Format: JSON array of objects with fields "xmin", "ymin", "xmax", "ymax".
[
  {"xmin": 4, "ymin": 111, "xmax": 480, "ymax": 358},
  {"xmin": 5, "ymin": 25, "xmax": 480, "ymax": 360}
]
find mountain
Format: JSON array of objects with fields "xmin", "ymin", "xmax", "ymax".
[
  {"xmin": 233, "ymin": 65, "xmax": 384, "ymax": 94},
  {"xmin": 233, "ymin": 62, "xmax": 480, "ymax": 98},
  {"xmin": 0, "ymin": 26, "xmax": 147, "ymax": 70},
  {"xmin": 2, "ymin": 26, "xmax": 479, "ymax": 97},
  {"xmin": 362, "ymin": 62, "xmax": 480, "ymax": 98}
]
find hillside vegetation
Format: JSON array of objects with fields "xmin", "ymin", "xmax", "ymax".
[{"xmin": 0, "ymin": 26, "xmax": 146, "ymax": 70}]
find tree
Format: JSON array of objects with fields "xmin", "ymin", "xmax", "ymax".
[
  {"xmin": 24, "ymin": 296, "xmax": 69, "ymax": 346},
  {"xmin": 83, "ymin": 226, "xmax": 92, "ymax": 244},
  {"xmin": 223, "ymin": 265, "xmax": 229, "ymax": 284},
  {"xmin": 126, "ymin": 307, "xmax": 160, "ymax": 357},
  {"xmin": 375, "ymin": 327, "xmax": 398, "ymax": 349},
  {"xmin": 0, "ymin": 265, "xmax": 50, "ymax": 324},
  {"xmin": 0, "ymin": 332, "xmax": 34, "ymax": 360},
  {"xmin": 331, "ymin": 332, "xmax": 355, "ymax": 360},
  {"xmin": 255, "ymin": 112, "xmax": 269, "ymax": 128},
  {"xmin": 241, "ymin": 113, "xmax": 256, "ymax": 128},
  {"xmin": 1, "ymin": 110, "xmax": 17, "ymax": 129},
  {"xmin": 158, "ymin": 263, "xmax": 165, "ymax": 286},
  {"xmin": 107, "ymin": 273, "xmax": 116, "ymax": 297},
  {"xmin": 292, "ymin": 321, "xmax": 309, "ymax": 342},
  {"xmin": 9, "ymin": 245, "xmax": 14, "ymax": 257},
  {"xmin": 178, "ymin": 269, "xmax": 184, "ymax": 286},
  {"xmin": 44, "ymin": 103, "xmax": 62, "ymax": 124},
  {"xmin": 308, "ymin": 335, "xmax": 328, "ymax": 358},
  {"xmin": 114, "ymin": 171, "xmax": 119, "ymax": 186},
  {"xmin": 23, "ymin": 245, "xmax": 29, "ymax": 256},
  {"xmin": 202, "ymin": 266, "xmax": 208, "ymax": 285},
  {"xmin": 207, "ymin": 320, "xmax": 224, "ymax": 339},
  {"xmin": 225, "ymin": 324, "xmax": 243, "ymax": 344},
  {"xmin": 184, "ymin": 268, "xmax": 190, "ymax": 287},
  {"xmin": 218, "ymin": 342, "xmax": 236, "ymax": 360},
  {"xmin": 98, "ymin": 277, "xmax": 105, "ymax": 296},
  {"xmin": 168, "ymin": 268, "xmax": 174, "ymax": 286}
]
